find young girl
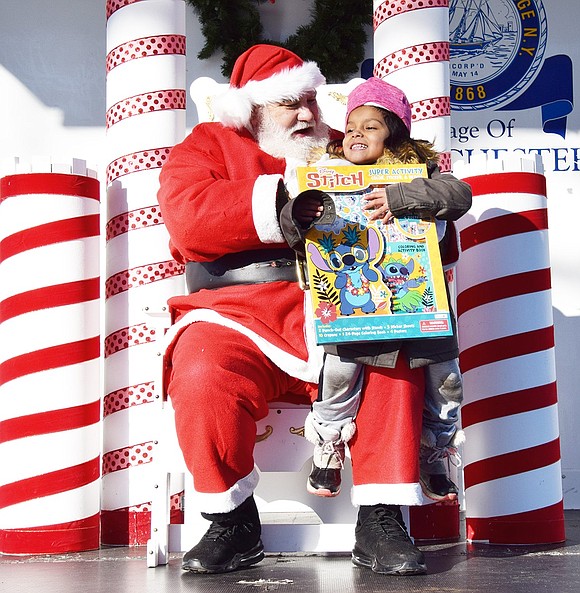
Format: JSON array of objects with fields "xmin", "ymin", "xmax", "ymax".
[{"xmin": 279, "ymin": 77, "xmax": 472, "ymax": 502}]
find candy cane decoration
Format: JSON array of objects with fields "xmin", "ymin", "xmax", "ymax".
[
  {"xmin": 373, "ymin": 0, "xmax": 451, "ymax": 172},
  {"xmin": 0, "ymin": 167, "xmax": 101, "ymax": 554},
  {"xmin": 453, "ymin": 158, "xmax": 565, "ymax": 544},
  {"xmin": 104, "ymin": 0, "xmax": 186, "ymax": 545},
  {"xmin": 372, "ymin": 0, "xmax": 457, "ymax": 539}
]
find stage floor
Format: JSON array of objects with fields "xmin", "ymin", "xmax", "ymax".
[{"xmin": 1, "ymin": 511, "xmax": 579, "ymax": 593}]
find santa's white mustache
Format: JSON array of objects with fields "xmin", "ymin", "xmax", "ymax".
[{"xmin": 291, "ymin": 123, "xmax": 314, "ymax": 133}]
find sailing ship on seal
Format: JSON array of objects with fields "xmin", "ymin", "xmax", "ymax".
[{"xmin": 450, "ymin": 0, "xmax": 503, "ymax": 54}]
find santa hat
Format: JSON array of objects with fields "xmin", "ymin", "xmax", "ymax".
[
  {"xmin": 346, "ymin": 77, "xmax": 412, "ymax": 132},
  {"xmin": 213, "ymin": 44, "xmax": 326, "ymax": 129}
]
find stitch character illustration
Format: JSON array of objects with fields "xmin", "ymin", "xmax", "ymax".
[
  {"xmin": 380, "ymin": 255, "xmax": 427, "ymax": 313},
  {"xmin": 307, "ymin": 225, "xmax": 383, "ymax": 316}
]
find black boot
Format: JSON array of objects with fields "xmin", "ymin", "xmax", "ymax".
[
  {"xmin": 352, "ymin": 504, "xmax": 426, "ymax": 575},
  {"xmin": 182, "ymin": 496, "xmax": 264, "ymax": 573},
  {"xmin": 420, "ymin": 472, "xmax": 459, "ymax": 502}
]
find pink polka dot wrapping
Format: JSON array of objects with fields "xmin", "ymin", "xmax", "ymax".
[
  {"xmin": 374, "ymin": 42, "xmax": 449, "ymax": 77},
  {"xmin": 106, "ymin": 0, "xmax": 142, "ymax": 20},
  {"xmin": 374, "ymin": 0, "xmax": 449, "ymax": 28},
  {"xmin": 106, "ymin": 35, "xmax": 186, "ymax": 73},
  {"xmin": 438, "ymin": 151, "xmax": 452, "ymax": 173},
  {"xmin": 102, "ymin": 441, "xmax": 157, "ymax": 475},
  {"xmin": 411, "ymin": 96, "xmax": 450, "ymax": 122},
  {"xmin": 103, "ymin": 382, "xmax": 156, "ymax": 416},
  {"xmin": 106, "ymin": 90, "xmax": 186, "ymax": 129},
  {"xmin": 105, "ymin": 260, "xmax": 185, "ymax": 298},
  {"xmin": 106, "ymin": 147, "xmax": 172, "ymax": 186},
  {"xmin": 104, "ymin": 323, "xmax": 157, "ymax": 358},
  {"xmin": 106, "ymin": 206, "xmax": 165, "ymax": 241}
]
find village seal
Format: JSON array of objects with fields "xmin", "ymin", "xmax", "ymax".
[{"xmin": 450, "ymin": 0, "xmax": 548, "ymax": 111}]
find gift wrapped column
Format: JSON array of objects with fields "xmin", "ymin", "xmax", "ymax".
[
  {"xmin": 103, "ymin": 0, "xmax": 187, "ymax": 545},
  {"xmin": 0, "ymin": 167, "xmax": 101, "ymax": 555},
  {"xmin": 373, "ymin": 0, "xmax": 451, "ymax": 171},
  {"xmin": 372, "ymin": 0, "xmax": 459, "ymax": 540},
  {"xmin": 454, "ymin": 158, "xmax": 565, "ymax": 544}
]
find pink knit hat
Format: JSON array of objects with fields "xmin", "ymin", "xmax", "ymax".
[
  {"xmin": 213, "ymin": 44, "xmax": 326, "ymax": 129},
  {"xmin": 346, "ymin": 77, "xmax": 412, "ymax": 132}
]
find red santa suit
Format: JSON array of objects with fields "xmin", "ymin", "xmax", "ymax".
[{"xmin": 157, "ymin": 48, "xmax": 425, "ymax": 514}]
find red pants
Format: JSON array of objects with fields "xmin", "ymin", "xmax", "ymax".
[{"xmin": 167, "ymin": 322, "xmax": 424, "ymax": 513}]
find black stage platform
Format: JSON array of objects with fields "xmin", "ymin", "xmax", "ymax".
[{"xmin": 1, "ymin": 511, "xmax": 579, "ymax": 593}]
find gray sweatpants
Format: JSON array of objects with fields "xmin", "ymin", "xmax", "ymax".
[{"xmin": 308, "ymin": 353, "xmax": 463, "ymax": 450}]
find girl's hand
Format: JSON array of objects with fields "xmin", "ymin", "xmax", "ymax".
[
  {"xmin": 363, "ymin": 188, "xmax": 393, "ymax": 224},
  {"xmin": 293, "ymin": 195, "xmax": 324, "ymax": 227}
]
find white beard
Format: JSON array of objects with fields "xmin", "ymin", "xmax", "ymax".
[{"xmin": 254, "ymin": 111, "xmax": 330, "ymax": 161}]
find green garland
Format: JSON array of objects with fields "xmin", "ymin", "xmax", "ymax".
[{"xmin": 185, "ymin": 0, "xmax": 372, "ymax": 83}]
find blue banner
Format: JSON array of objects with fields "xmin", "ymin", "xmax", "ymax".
[{"xmin": 499, "ymin": 54, "xmax": 574, "ymax": 139}]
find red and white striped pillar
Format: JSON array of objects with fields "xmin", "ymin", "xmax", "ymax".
[
  {"xmin": 103, "ymin": 0, "xmax": 186, "ymax": 545},
  {"xmin": 454, "ymin": 162, "xmax": 565, "ymax": 544},
  {"xmin": 0, "ymin": 169, "xmax": 101, "ymax": 555},
  {"xmin": 372, "ymin": 0, "xmax": 458, "ymax": 539}
]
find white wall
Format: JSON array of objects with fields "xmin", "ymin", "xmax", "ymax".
[
  {"xmin": 1, "ymin": 1, "xmax": 106, "ymax": 169},
  {"xmin": 0, "ymin": 0, "xmax": 373, "ymax": 176},
  {"xmin": 1, "ymin": 0, "xmax": 578, "ymax": 508}
]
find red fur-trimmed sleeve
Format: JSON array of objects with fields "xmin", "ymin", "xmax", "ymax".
[{"xmin": 157, "ymin": 123, "xmax": 287, "ymax": 263}]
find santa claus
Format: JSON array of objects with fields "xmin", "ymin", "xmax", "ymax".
[{"xmin": 157, "ymin": 44, "xmax": 427, "ymax": 576}]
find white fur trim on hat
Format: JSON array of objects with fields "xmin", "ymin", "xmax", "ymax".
[{"xmin": 213, "ymin": 61, "xmax": 326, "ymax": 129}]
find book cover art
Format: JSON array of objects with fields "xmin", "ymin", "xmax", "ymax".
[{"xmin": 297, "ymin": 164, "xmax": 453, "ymax": 345}]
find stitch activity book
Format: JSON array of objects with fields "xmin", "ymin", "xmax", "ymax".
[{"xmin": 296, "ymin": 164, "xmax": 453, "ymax": 345}]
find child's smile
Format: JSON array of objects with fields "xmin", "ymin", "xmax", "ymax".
[{"xmin": 343, "ymin": 105, "xmax": 391, "ymax": 165}]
